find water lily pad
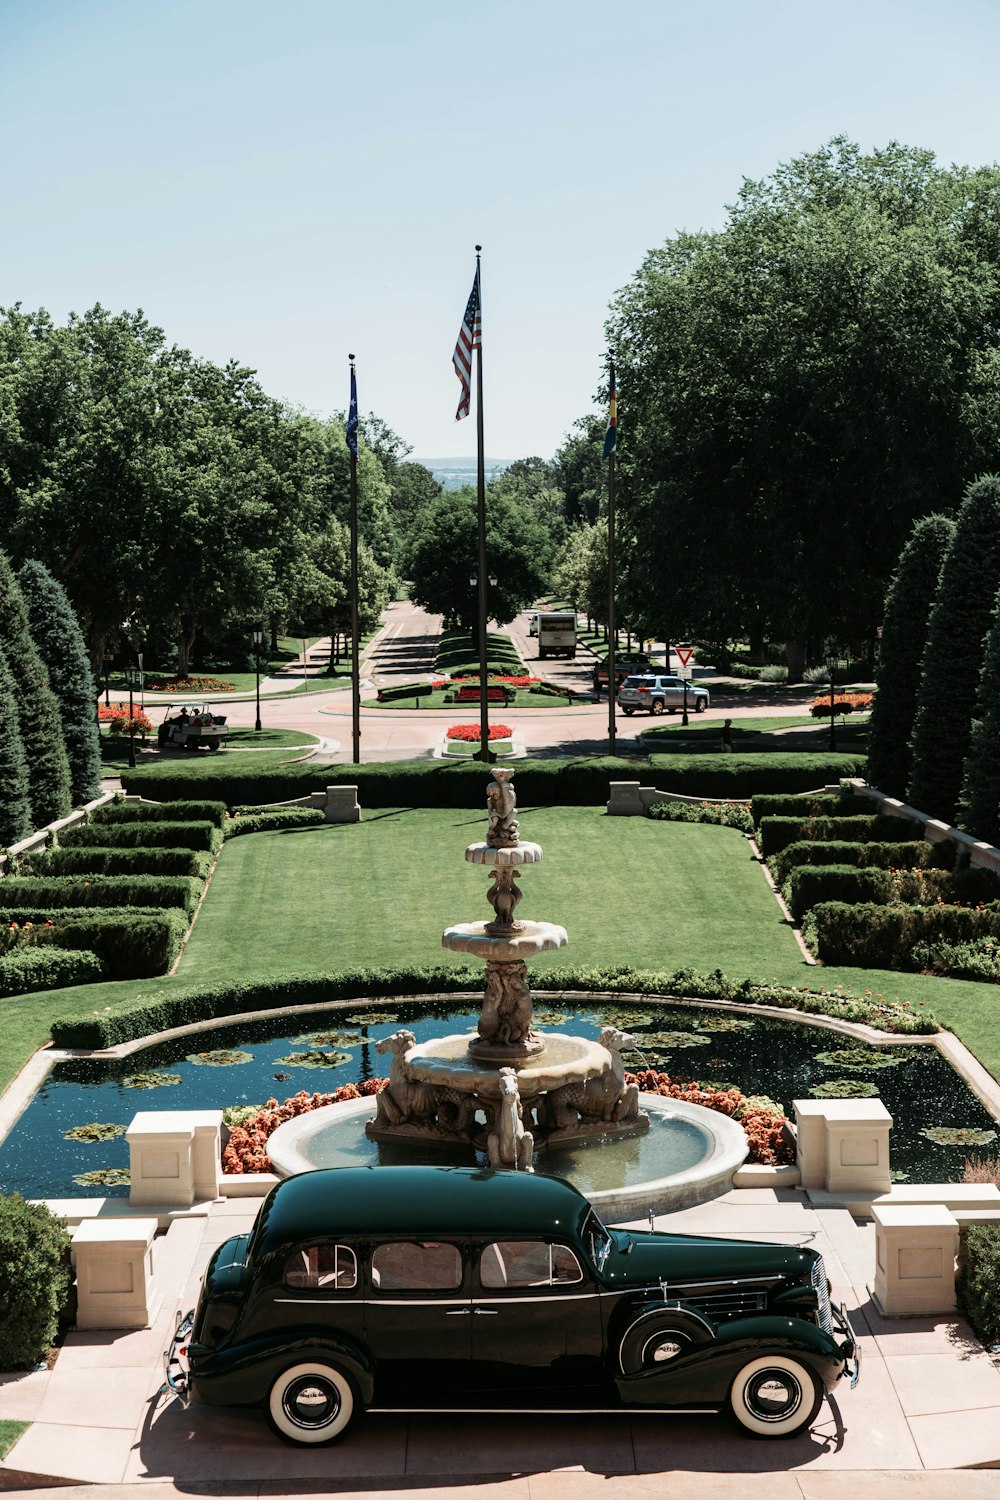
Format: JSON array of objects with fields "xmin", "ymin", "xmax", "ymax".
[
  {"xmin": 295, "ymin": 1030, "xmax": 361, "ymax": 1048},
  {"xmin": 815, "ymin": 1048, "xmax": 907, "ymax": 1071},
  {"xmin": 273, "ymin": 1049, "xmax": 352, "ymax": 1069},
  {"xmin": 599, "ymin": 1010, "xmax": 655, "ymax": 1029},
  {"xmin": 694, "ymin": 1015, "xmax": 754, "ymax": 1033},
  {"xmin": 64, "ymin": 1122, "xmax": 126, "ymax": 1143},
  {"xmin": 342, "ymin": 1012, "xmax": 399, "ymax": 1026},
  {"xmin": 535, "ymin": 1011, "xmax": 571, "ymax": 1027},
  {"xmin": 641, "ymin": 1030, "xmax": 711, "ymax": 1049},
  {"xmin": 810, "ymin": 1079, "xmax": 880, "ymax": 1098},
  {"xmin": 122, "ymin": 1071, "xmax": 182, "ymax": 1090},
  {"xmin": 891, "ymin": 1171, "xmax": 911, "ymax": 1182},
  {"xmin": 73, "ymin": 1168, "xmax": 130, "ymax": 1187},
  {"xmin": 921, "ymin": 1126, "xmax": 999, "ymax": 1147},
  {"xmin": 186, "ymin": 1049, "xmax": 254, "ymax": 1067},
  {"xmin": 704, "ymin": 1056, "xmax": 732, "ymax": 1070}
]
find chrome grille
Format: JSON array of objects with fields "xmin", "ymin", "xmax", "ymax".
[
  {"xmin": 812, "ymin": 1256, "xmax": 833, "ymax": 1335},
  {"xmin": 685, "ymin": 1289, "xmax": 767, "ymax": 1320}
]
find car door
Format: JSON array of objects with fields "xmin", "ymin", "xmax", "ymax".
[
  {"xmin": 362, "ymin": 1238, "xmax": 472, "ymax": 1402},
  {"xmin": 470, "ymin": 1239, "xmax": 607, "ymax": 1402}
]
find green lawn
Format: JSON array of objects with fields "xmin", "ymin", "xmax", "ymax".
[
  {"xmin": 364, "ymin": 687, "xmax": 586, "ymax": 710},
  {"xmin": 8, "ymin": 809, "xmax": 1000, "ymax": 1099},
  {"xmin": 0, "ymin": 1422, "xmax": 29, "ymax": 1460}
]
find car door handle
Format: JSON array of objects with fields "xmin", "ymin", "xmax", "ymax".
[
  {"xmin": 445, "ymin": 1308, "xmax": 471, "ymax": 1316},
  {"xmin": 474, "ymin": 1308, "xmax": 499, "ymax": 1315}
]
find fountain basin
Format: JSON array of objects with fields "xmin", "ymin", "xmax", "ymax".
[
  {"xmin": 465, "ymin": 840, "xmax": 542, "ymax": 866},
  {"xmin": 441, "ymin": 919, "xmax": 568, "ymax": 960},
  {"xmin": 267, "ymin": 1092, "xmax": 749, "ymax": 1220},
  {"xmin": 404, "ymin": 1031, "xmax": 608, "ymax": 1098}
]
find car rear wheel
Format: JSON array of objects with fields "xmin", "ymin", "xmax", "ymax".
[
  {"xmin": 622, "ymin": 706, "xmax": 635, "ymax": 717},
  {"xmin": 651, "ymin": 699, "xmax": 665, "ymax": 715},
  {"xmin": 728, "ymin": 1354, "xmax": 822, "ymax": 1438},
  {"xmin": 267, "ymin": 1361, "xmax": 358, "ymax": 1445}
]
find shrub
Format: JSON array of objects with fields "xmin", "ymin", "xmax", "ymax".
[
  {"xmin": 867, "ymin": 514, "xmax": 955, "ymax": 799},
  {"xmin": 6, "ymin": 907, "xmax": 189, "ymax": 977},
  {"xmin": 0, "ymin": 643, "xmax": 30, "ymax": 848},
  {"xmin": 910, "ymin": 478, "xmax": 1000, "ymax": 823},
  {"xmin": 223, "ymin": 808, "xmax": 327, "ymax": 839},
  {"xmin": 751, "ymin": 792, "xmax": 861, "ymax": 827},
  {"xmin": 643, "ymin": 755, "xmax": 867, "ymax": 800},
  {"xmin": 769, "ymin": 839, "xmax": 954, "ymax": 885},
  {"xmin": 803, "ymin": 901, "xmax": 1000, "ymax": 969},
  {"xmin": 785, "ymin": 864, "xmax": 1000, "ymax": 921},
  {"xmin": 958, "ymin": 1225, "xmax": 1000, "ymax": 1345},
  {"xmin": 910, "ymin": 936, "xmax": 1000, "ymax": 982},
  {"xmin": 757, "ymin": 813, "xmax": 911, "ymax": 859},
  {"xmin": 959, "ymin": 595, "xmax": 1000, "ymax": 843},
  {"xmin": 0, "ymin": 875, "xmax": 199, "ymax": 914},
  {"xmin": 60, "ymin": 820, "xmax": 222, "ymax": 852},
  {"xmin": 91, "ymin": 799, "xmax": 228, "ymax": 828},
  {"xmin": 0, "ymin": 946, "xmax": 106, "ymax": 996},
  {"xmin": 0, "ymin": 1196, "xmax": 72, "ymax": 1368},
  {"xmin": 376, "ymin": 682, "xmax": 433, "ymax": 703},
  {"xmin": 963, "ymin": 1154, "xmax": 1000, "ymax": 1186},
  {"xmin": 22, "ymin": 847, "xmax": 212, "ymax": 879},
  {"xmin": 758, "ymin": 665, "xmax": 789, "ymax": 683},
  {"xmin": 0, "ymin": 551, "xmax": 71, "ymax": 828},
  {"xmin": 646, "ymin": 800, "xmax": 753, "ymax": 833},
  {"xmin": 808, "ymin": 693, "xmax": 873, "ymax": 717}
]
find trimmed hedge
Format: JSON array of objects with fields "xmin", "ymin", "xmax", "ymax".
[
  {"xmin": 0, "ymin": 907, "xmax": 188, "ymax": 978},
  {"xmin": 376, "ymin": 682, "xmax": 433, "ymax": 703},
  {"xmin": 785, "ymin": 865, "xmax": 1000, "ymax": 922},
  {"xmin": 803, "ymin": 901, "xmax": 1000, "ymax": 968},
  {"xmin": 91, "ymin": 799, "xmax": 228, "ymax": 828},
  {"xmin": 0, "ymin": 875, "xmax": 199, "ymax": 914},
  {"xmin": 59, "ymin": 820, "xmax": 222, "ymax": 853},
  {"xmin": 957, "ymin": 1225, "xmax": 1000, "ymax": 1346},
  {"xmin": 119, "ymin": 753, "xmax": 867, "ymax": 809},
  {"xmin": 22, "ymin": 847, "xmax": 212, "ymax": 879},
  {"xmin": 769, "ymin": 839, "xmax": 954, "ymax": 886},
  {"xmin": 757, "ymin": 813, "xmax": 915, "ymax": 859},
  {"xmin": 0, "ymin": 1196, "xmax": 72, "ymax": 1369},
  {"xmin": 751, "ymin": 792, "xmax": 860, "ymax": 827},
  {"xmin": 223, "ymin": 808, "xmax": 327, "ymax": 839},
  {"xmin": 0, "ymin": 946, "xmax": 106, "ymax": 997},
  {"xmin": 48, "ymin": 961, "xmax": 935, "ymax": 1052}
]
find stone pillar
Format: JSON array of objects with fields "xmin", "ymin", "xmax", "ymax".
[
  {"xmin": 325, "ymin": 785, "xmax": 360, "ymax": 823},
  {"xmin": 73, "ymin": 1218, "xmax": 161, "ymax": 1329},
  {"xmin": 127, "ymin": 1110, "xmax": 223, "ymax": 1206},
  {"xmin": 793, "ymin": 1098, "xmax": 893, "ymax": 1195},
  {"xmin": 872, "ymin": 1204, "xmax": 959, "ymax": 1316},
  {"xmin": 607, "ymin": 781, "xmax": 644, "ymax": 816}
]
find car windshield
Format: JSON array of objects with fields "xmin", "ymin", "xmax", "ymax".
[
  {"xmin": 583, "ymin": 1210, "xmax": 613, "ymax": 1271},
  {"xmin": 622, "ymin": 676, "xmax": 649, "ymax": 688}
]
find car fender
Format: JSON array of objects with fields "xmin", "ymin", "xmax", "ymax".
[{"xmin": 190, "ymin": 1327, "xmax": 376, "ymax": 1408}]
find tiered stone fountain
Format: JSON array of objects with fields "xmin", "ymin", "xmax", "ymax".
[{"xmin": 364, "ymin": 769, "xmax": 649, "ymax": 1167}]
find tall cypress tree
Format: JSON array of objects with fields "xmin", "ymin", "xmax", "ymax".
[
  {"xmin": 866, "ymin": 514, "xmax": 955, "ymax": 797},
  {"xmin": 957, "ymin": 588, "xmax": 1000, "ymax": 840},
  {"xmin": 908, "ymin": 476, "xmax": 1000, "ymax": 822},
  {"xmin": 17, "ymin": 560, "xmax": 102, "ymax": 805},
  {"xmin": 0, "ymin": 553, "xmax": 71, "ymax": 829},
  {"xmin": 0, "ymin": 644, "xmax": 31, "ymax": 848}
]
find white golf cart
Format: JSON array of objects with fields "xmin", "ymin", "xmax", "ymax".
[{"xmin": 157, "ymin": 704, "xmax": 229, "ymax": 752}]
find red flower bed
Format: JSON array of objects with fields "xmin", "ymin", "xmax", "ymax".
[
  {"xmin": 809, "ymin": 692, "xmax": 873, "ymax": 717},
  {"xmin": 446, "ymin": 723, "xmax": 513, "ymax": 741},
  {"xmin": 451, "ymin": 674, "xmax": 539, "ymax": 688},
  {"xmin": 145, "ymin": 675, "xmax": 235, "ymax": 693},
  {"xmin": 98, "ymin": 705, "xmax": 153, "ymax": 734},
  {"xmin": 221, "ymin": 1072, "xmax": 792, "ymax": 1174}
]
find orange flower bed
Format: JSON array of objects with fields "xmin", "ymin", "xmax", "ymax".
[{"xmin": 809, "ymin": 692, "xmax": 873, "ymax": 717}]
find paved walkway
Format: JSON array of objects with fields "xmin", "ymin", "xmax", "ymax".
[{"xmin": 4, "ymin": 1188, "xmax": 1000, "ymax": 1489}]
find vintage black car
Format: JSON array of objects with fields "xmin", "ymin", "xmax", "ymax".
[{"xmin": 165, "ymin": 1166, "xmax": 859, "ymax": 1446}]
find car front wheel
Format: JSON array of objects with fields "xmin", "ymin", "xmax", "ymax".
[
  {"xmin": 267, "ymin": 1361, "xmax": 358, "ymax": 1445},
  {"xmin": 728, "ymin": 1354, "xmax": 822, "ymax": 1438}
]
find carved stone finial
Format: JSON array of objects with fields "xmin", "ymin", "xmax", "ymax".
[{"xmin": 486, "ymin": 767, "xmax": 519, "ymax": 848}]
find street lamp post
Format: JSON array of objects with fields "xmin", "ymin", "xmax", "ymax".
[
  {"xmin": 828, "ymin": 656, "xmax": 837, "ymax": 752},
  {"xmin": 126, "ymin": 664, "xmax": 137, "ymax": 769},
  {"xmin": 252, "ymin": 627, "xmax": 263, "ymax": 733}
]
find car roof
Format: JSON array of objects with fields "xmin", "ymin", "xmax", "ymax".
[{"xmin": 251, "ymin": 1166, "xmax": 592, "ymax": 1254}]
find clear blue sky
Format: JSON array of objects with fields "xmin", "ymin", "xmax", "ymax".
[{"xmin": 3, "ymin": 0, "xmax": 999, "ymax": 462}]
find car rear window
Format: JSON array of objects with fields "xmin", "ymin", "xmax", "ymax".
[{"xmin": 284, "ymin": 1243, "xmax": 357, "ymax": 1291}]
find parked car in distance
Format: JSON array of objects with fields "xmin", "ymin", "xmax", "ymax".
[
  {"xmin": 165, "ymin": 1165, "xmax": 858, "ymax": 1447},
  {"xmin": 157, "ymin": 704, "xmax": 229, "ymax": 751},
  {"xmin": 617, "ymin": 674, "xmax": 710, "ymax": 717},
  {"xmin": 592, "ymin": 653, "xmax": 653, "ymax": 691}
]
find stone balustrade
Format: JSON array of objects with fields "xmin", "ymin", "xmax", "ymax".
[
  {"xmin": 793, "ymin": 1097, "xmax": 893, "ymax": 1197},
  {"xmin": 872, "ymin": 1203, "xmax": 959, "ymax": 1316},
  {"xmin": 126, "ymin": 1109, "xmax": 223, "ymax": 1207}
]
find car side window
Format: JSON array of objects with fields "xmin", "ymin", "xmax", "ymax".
[
  {"xmin": 480, "ymin": 1241, "xmax": 584, "ymax": 1289},
  {"xmin": 284, "ymin": 1243, "xmax": 357, "ymax": 1291},
  {"xmin": 370, "ymin": 1240, "xmax": 463, "ymax": 1292}
]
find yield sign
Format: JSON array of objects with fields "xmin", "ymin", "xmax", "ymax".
[{"xmin": 675, "ymin": 645, "xmax": 694, "ymax": 668}]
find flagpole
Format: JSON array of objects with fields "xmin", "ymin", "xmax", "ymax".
[
  {"xmin": 348, "ymin": 354, "xmax": 361, "ymax": 764},
  {"xmin": 607, "ymin": 355, "xmax": 617, "ymax": 757},
  {"xmin": 474, "ymin": 246, "xmax": 493, "ymax": 765}
]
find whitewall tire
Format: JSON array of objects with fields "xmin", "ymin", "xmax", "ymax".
[
  {"xmin": 267, "ymin": 1361, "xmax": 357, "ymax": 1445},
  {"xmin": 728, "ymin": 1354, "xmax": 821, "ymax": 1438}
]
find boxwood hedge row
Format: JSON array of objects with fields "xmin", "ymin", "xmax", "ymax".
[
  {"xmin": 59, "ymin": 820, "xmax": 222, "ymax": 852},
  {"xmin": 48, "ymin": 960, "xmax": 934, "ymax": 1052},
  {"xmin": 0, "ymin": 907, "xmax": 187, "ymax": 977},
  {"xmin": 785, "ymin": 865, "xmax": 1000, "ymax": 922},
  {"xmin": 118, "ymin": 752, "xmax": 866, "ymax": 809},
  {"xmin": 769, "ymin": 839, "xmax": 954, "ymax": 886},
  {"xmin": 0, "ymin": 875, "xmax": 199, "ymax": 914},
  {"xmin": 757, "ymin": 813, "xmax": 917, "ymax": 859},
  {"xmin": 21, "ymin": 847, "xmax": 212, "ymax": 879},
  {"xmin": 91, "ymin": 799, "xmax": 227, "ymax": 828},
  {"xmin": 751, "ymin": 792, "xmax": 860, "ymax": 826},
  {"xmin": 803, "ymin": 901, "xmax": 1000, "ymax": 968},
  {"xmin": 0, "ymin": 946, "xmax": 107, "ymax": 997},
  {"xmin": 222, "ymin": 808, "xmax": 327, "ymax": 839}
]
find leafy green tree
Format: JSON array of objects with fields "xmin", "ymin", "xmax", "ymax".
[
  {"xmin": 908, "ymin": 477, "xmax": 1000, "ymax": 822},
  {"xmin": 0, "ymin": 553, "xmax": 71, "ymax": 828},
  {"xmin": 957, "ymin": 590, "xmax": 1000, "ymax": 841},
  {"xmin": 554, "ymin": 521, "xmax": 609, "ymax": 627},
  {"xmin": 0, "ymin": 645, "xmax": 30, "ymax": 847},
  {"xmin": 866, "ymin": 514, "xmax": 955, "ymax": 797},
  {"xmin": 390, "ymin": 462, "xmax": 441, "ymax": 556},
  {"xmin": 17, "ymin": 560, "xmax": 102, "ymax": 804},
  {"xmin": 407, "ymin": 487, "xmax": 554, "ymax": 635},
  {"xmin": 488, "ymin": 458, "xmax": 567, "ymax": 556},
  {"xmin": 554, "ymin": 416, "xmax": 607, "ymax": 526},
  {"xmin": 607, "ymin": 138, "xmax": 1000, "ymax": 666}
]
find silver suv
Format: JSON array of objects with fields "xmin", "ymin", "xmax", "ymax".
[{"xmin": 617, "ymin": 673, "xmax": 710, "ymax": 716}]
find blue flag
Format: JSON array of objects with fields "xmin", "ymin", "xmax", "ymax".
[
  {"xmin": 346, "ymin": 363, "xmax": 359, "ymax": 459},
  {"xmin": 603, "ymin": 358, "xmax": 617, "ymax": 458}
]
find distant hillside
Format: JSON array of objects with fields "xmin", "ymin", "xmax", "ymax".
[{"xmin": 417, "ymin": 457, "xmax": 511, "ymax": 492}]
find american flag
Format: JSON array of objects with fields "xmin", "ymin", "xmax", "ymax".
[{"xmin": 452, "ymin": 265, "xmax": 481, "ymax": 421}]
